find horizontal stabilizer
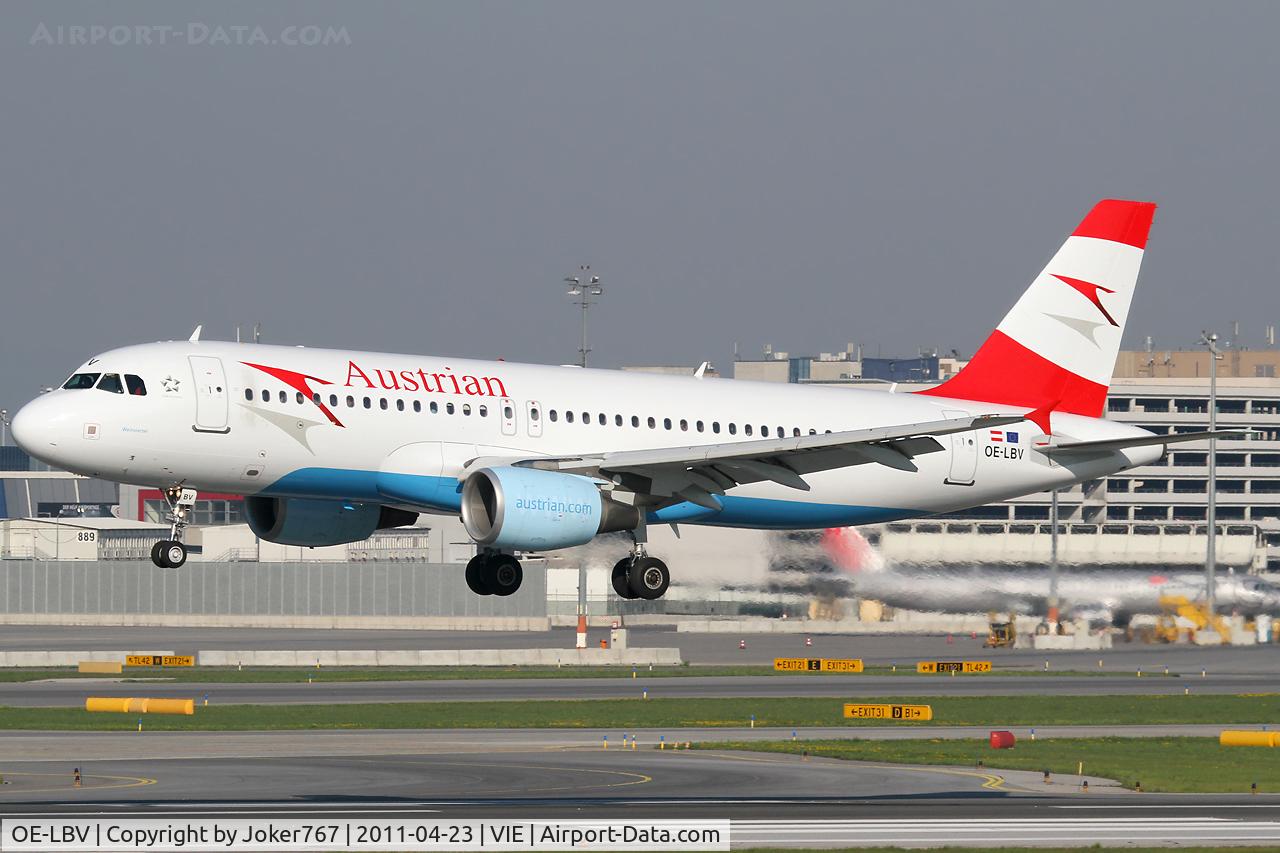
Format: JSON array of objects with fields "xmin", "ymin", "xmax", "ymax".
[{"xmin": 1042, "ymin": 429, "xmax": 1246, "ymax": 456}]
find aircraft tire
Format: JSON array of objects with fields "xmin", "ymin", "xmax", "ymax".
[
  {"xmin": 627, "ymin": 556, "xmax": 669, "ymax": 600},
  {"xmin": 485, "ymin": 554, "xmax": 523, "ymax": 597},
  {"xmin": 163, "ymin": 541, "xmax": 187, "ymax": 569},
  {"xmin": 465, "ymin": 554, "xmax": 492, "ymax": 595},
  {"xmin": 611, "ymin": 558, "xmax": 637, "ymax": 599},
  {"xmin": 150, "ymin": 541, "xmax": 170, "ymax": 569}
]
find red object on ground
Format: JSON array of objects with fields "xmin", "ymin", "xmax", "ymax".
[
  {"xmin": 946, "ymin": 634, "xmax": 954, "ymax": 644},
  {"xmin": 989, "ymin": 731, "xmax": 1016, "ymax": 749}
]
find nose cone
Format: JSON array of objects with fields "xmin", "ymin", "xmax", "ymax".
[{"xmin": 9, "ymin": 402, "xmax": 37, "ymax": 454}]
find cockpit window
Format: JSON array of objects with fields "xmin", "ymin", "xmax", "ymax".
[
  {"xmin": 97, "ymin": 373, "xmax": 124, "ymax": 394},
  {"xmin": 63, "ymin": 373, "xmax": 101, "ymax": 390},
  {"xmin": 125, "ymin": 375, "xmax": 147, "ymax": 396}
]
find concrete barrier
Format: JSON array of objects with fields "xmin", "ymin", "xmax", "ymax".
[
  {"xmin": 1220, "ymin": 730, "xmax": 1277, "ymax": 747},
  {"xmin": 675, "ymin": 616, "xmax": 991, "ymax": 634},
  {"xmin": 195, "ymin": 648, "xmax": 682, "ymax": 667},
  {"xmin": 0, "ymin": 614, "xmax": 551, "ymax": 631},
  {"xmin": 0, "ymin": 651, "xmax": 175, "ymax": 668}
]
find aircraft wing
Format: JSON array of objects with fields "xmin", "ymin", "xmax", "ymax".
[
  {"xmin": 1042, "ymin": 429, "xmax": 1247, "ymax": 457},
  {"xmin": 479, "ymin": 413, "xmax": 1023, "ymax": 510}
]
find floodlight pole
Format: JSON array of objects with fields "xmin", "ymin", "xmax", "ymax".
[
  {"xmin": 564, "ymin": 265, "xmax": 602, "ymax": 368},
  {"xmin": 0, "ymin": 410, "xmax": 8, "ymax": 447},
  {"xmin": 1200, "ymin": 331, "xmax": 1221, "ymax": 615},
  {"xmin": 1048, "ymin": 489, "xmax": 1060, "ymax": 628}
]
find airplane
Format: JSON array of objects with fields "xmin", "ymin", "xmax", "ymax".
[
  {"xmin": 814, "ymin": 527, "xmax": 1280, "ymax": 625},
  {"xmin": 11, "ymin": 199, "xmax": 1234, "ymax": 601}
]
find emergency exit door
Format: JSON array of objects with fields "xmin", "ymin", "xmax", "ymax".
[{"xmin": 189, "ymin": 356, "xmax": 230, "ymax": 433}]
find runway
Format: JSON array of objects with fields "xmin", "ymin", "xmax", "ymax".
[
  {"xmin": 2, "ymin": 624, "xmax": 1275, "ymax": 673},
  {"xmin": 0, "ymin": 730, "xmax": 1276, "ymax": 846},
  {"xmin": 3, "ymin": 672, "xmax": 1273, "ymax": 707}
]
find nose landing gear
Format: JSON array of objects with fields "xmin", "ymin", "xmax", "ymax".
[{"xmin": 150, "ymin": 485, "xmax": 195, "ymax": 568}]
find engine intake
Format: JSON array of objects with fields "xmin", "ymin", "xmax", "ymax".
[
  {"xmin": 245, "ymin": 497, "xmax": 417, "ymax": 547},
  {"xmin": 461, "ymin": 466, "xmax": 639, "ymax": 551}
]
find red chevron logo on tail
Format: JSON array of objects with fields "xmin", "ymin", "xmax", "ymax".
[{"xmin": 1051, "ymin": 274, "xmax": 1118, "ymax": 327}]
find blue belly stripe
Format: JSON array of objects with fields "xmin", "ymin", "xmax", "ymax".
[{"xmin": 261, "ymin": 467, "xmax": 914, "ymax": 529}]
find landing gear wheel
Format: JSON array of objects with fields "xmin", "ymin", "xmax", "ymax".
[
  {"xmin": 158, "ymin": 540, "xmax": 186, "ymax": 569},
  {"xmin": 465, "ymin": 554, "xmax": 493, "ymax": 596},
  {"xmin": 612, "ymin": 558, "xmax": 638, "ymax": 600},
  {"xmin": 627, "ymin": 556, "xmax": 670, "ymax": 600},
  {"xmin": 484, "ymin": 554, "xmax": 523, "ymax": 597},
  {"xmin": 151, "ymin": 541, "xmax": 170, "ymax": 569}
]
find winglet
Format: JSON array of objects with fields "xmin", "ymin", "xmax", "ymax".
[{"xmin": 188, "ymin": 325, "xmax": 203, "ymax": 343}]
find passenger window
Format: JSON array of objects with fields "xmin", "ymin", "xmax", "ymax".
[
  {"xmin": 793, "ymin": 427, "xmax": 801, "ymax": 436},
  {"xmin": 330, "ymin": 394, "xmax": 338, "ymax": 407},
  {"xmin": 809, "ymin": 428, "xmax": 817, "ymax": 435},
  {"xmin": 581, "ymin": 412, "xmax": 589, "ymax": 424},
  {"xmin": 463, "ymin": 404, "xmax": 471, "ymax": 416},
  {"xmin": 346, "ymin": 396, "xmax": 355, "ymax": 408},
  {"xmin": 531, "ymin": 407, "xmax": 540, "ymax": 422},
  {"xmin": 125, "ymin": 375, "xmax": 147, "ymax": 396},
  {"xmin": 97, "ymin": 374, "xmax": 124, "ymax": 394},
  {"xmin": 567, "ymin": 411, "xmax": 575, "ymax": 423},
  {"xmin": 262, "ymin": 390, "xmax": 271, "ymax": 403},
  {"xmin": 615, "ymin": 414, "xmax": 622, "ymax": 426},
  {"xmin": 244, "ymin": 389, "xmax": 253, "ymax": 401},
  {"xmin": 696, "ymin": 420, "xmax": 704, "ymax": 432},
  {"xmin": 296, "ymin": 392, "xmax": 305, "ymax": 404},
  {"xmin": 647, "ymin": 417, "xmax": 656, "ymax": 429},
  {"xmin": 744, "ymin": 424, "xmax": 753, "ymax": 436},
  {"xmin": 598, "ymin": 413, "xmax": 606, "ymax": 426},
  {"xmin": 279, "ymin": 391, "xmax": 287, "ymax": 404},
  {"xmin": 379, "ymin": 398, "xmax": 388, "ymax": 410},
  {"xmin": 729, "ymin": 423, "xmax": 737, "ymax": 435},
  {"xmin": 363, "ymin": 397, "xmax": 371, "ymax": 409},
  {"xmin": 663, "ymin": 418, "xmax": 672, "ymax": 430},
  {"xmin": 712, "ymin": 422, "xmax": 720, "ymax": 434},
  {"xmin": 413, "ymin": 401, "xmax": 421, "ymax": 413},
  {"xmin": 550, "ymin": 410, "xmax": 558, "ymax": 422},
  {"xmin": 680, "ymin": 419, "xmax": 688, "ymax": 431},
  {"xmin": 312, "ymin": 393, "xmax": 321, "ymax": 405},
  {"xmin": 430, "ymin": 401, "xmax": 439, "ymax": 414},
  {"xmin": 631, "ymin": 415, "xmax": 639, "ymax": 427},
  {"xmin": 63, "ymin": 373, "xmax": 101, "ymax": 390},
  {"xmin": 504, "ymin": 405, "xmax": 514, "ymax": 419},
  {"xmin": 396, "ymin": 399, "xmax": 405, "ymax": 412},
  {"xmin": 447, "ymin": 402, "xmax": 455, "ymax": 414},
  {"xmin": 479, "ymin": 404, "xmax": 487, "ymax": 417}
]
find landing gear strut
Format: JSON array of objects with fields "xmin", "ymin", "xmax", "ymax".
[
  {"xmin": 465, "ymin": 551, "xmax": 523, "ymax": 596},
  {"xmin": 612, "ymin": 523, "xmax": 670, "ymax": 600},
  {"xmin": 151, "ymin": 485, "xmax": 195, "ymax": 569}
]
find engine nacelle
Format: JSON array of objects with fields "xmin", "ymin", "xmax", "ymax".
[
  {"xmin": 245, "ymin": 497, "xmax": 418, "ymax": 547},
  {"xmin": 460, "ymin": 466, "xmax": 639, "ymax": 551}
]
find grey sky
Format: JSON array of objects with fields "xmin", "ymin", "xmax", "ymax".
[{"xmin": 2, "ymin": 1, "xmax": 1277, "ymax": 411}]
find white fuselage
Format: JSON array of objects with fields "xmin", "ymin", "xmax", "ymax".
[{"xmin": 13, "ymin": 341, "xmax": 1160, "ymax": 529}]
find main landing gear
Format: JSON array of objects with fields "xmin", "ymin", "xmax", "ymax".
[
  {"xmin": 465, "ymin": 551, "xmax": 523, "ymax": 596},
  {"xmin": 612, "ymin": 523, "xmax": 670, "ymax": 600},
  {"xmin": 150, "ymin": 485, "xmax": 195, "ymax": 569}
]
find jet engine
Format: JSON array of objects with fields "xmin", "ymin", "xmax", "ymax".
[
  {"xmin": 460, "ymin": 466, "xmax": 639, "ymax": 551},
  {"xmin": 244, "ymin": 497, "xmax": 418, "ymax": 547}
]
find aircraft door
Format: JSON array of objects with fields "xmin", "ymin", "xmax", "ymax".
[
  {"xmin": 942, "ymin": 409, "xmax": 976, "ymax": 485},
  {"xmin": 499, "ymin": 397, "xmax": 517, "ymax": 437},
  {"xmin": 526, "ymin": 400, "xmax": 543, "ymax": 437},
  {"xmin": 189, "ymin": 356, "xmax": 230, "ymax": 433}
]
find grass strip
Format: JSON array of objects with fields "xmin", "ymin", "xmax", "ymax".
[
  {"xmin": 698, "ymin": 737, "xmax": 1280, "ymax": 794},
  {"xmin": 2, "ymin": 694, "xmax": 1277, "ymax": 730}
]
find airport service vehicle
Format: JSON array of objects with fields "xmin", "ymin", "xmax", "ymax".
[
  {"xmin": 817, "ymin": 528, "xmax": 1280, "ymax": 626},
  {"xmin": 13, "ymin": 199, "xmax": 1227, "ymax": 600}
]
